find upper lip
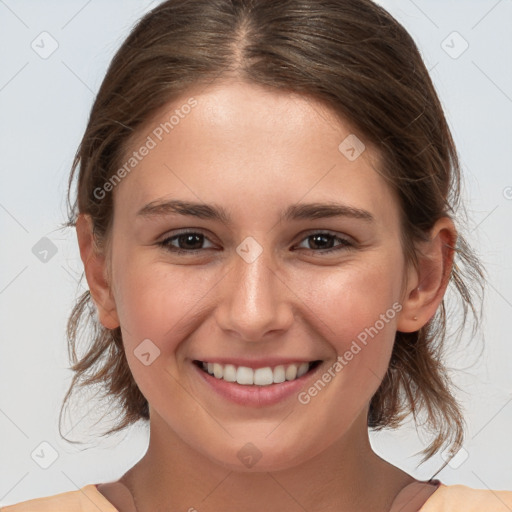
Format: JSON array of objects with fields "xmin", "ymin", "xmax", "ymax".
[{"xmin": 193, "ymin": 358, "xmax": 322, "ymax": 369}]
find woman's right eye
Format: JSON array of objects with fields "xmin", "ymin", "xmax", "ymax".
[{"xmin": 157, "ymin": 231, "xmax": 215, "ymax": 254}]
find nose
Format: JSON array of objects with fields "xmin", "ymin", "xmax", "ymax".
[{"xmin": 214, "ymin": 244, "xmax": 294, "ymax": 342}]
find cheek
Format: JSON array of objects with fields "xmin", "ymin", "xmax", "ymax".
[
  {"xmin": 110, "ymin": 256, "xmax": 214, "ymax": 400},
  {"xmin": 290, "ymin": 256, "xmax": 403, "ymax": 377},
  {"xmin": 300, "ymin": 259, "xmax": 401, "ymax": 329},
  {"xmin": 111, "ymin": 252, "xmax": 218, "ymax": 348}
]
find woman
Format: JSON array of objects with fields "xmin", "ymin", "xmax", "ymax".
[{"xmin": 3, "ymin": 0, "xmax": 511, "ymax": 510}]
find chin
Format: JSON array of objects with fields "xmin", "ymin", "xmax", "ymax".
[{"xmin": 199, "ymin": 434, "xmax": 325, "ymax": 473}]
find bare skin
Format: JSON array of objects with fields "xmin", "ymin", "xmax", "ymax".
[{"xmin": 78, "ymin": 79, "xmax": 455, "ymax": 511}]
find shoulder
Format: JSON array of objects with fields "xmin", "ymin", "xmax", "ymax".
[
  {"xmin": 421, "ymin": 484, "xmax": 512, "ymax": 511},
  {"xmin": 0, "ymin": 484, "xmax": 118, "ymax": 512}
]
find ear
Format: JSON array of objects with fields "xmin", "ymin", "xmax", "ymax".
[
  {"xmin": 397, "ymin": 217, "xmax": 456, "ymax": 333},
  {"xmin": 76, "ymin": 214, "xmax": 120, "ymax": 330}
]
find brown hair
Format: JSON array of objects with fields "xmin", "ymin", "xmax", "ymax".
[{"xmin": 60, "ymin": 0, "xmax": 484, "ymax": 465}]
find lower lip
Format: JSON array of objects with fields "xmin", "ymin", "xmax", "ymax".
[{"xmin": 192, "ymin": 360, "xmax": 324, "ymax": 407}]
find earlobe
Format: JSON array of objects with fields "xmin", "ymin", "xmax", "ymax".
[
  {"xmin": 397, "ymin": 217, "xmax": 456, "ymax": 333},
  {"xmin": 75, "ymin": 214, "xmax": 120, "ymax": 330}
]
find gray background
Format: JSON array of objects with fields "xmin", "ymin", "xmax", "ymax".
[{"xmin": 1, "ymin": 0, "xmax": 511, "ymax": 506}]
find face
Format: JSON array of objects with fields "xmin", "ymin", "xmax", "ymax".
[{"xmin": 98, "ymin": 80, "xmax": 412, "ymax": 471}]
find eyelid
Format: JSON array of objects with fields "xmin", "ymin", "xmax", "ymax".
[
  {"xmin": 294, "ymin": 228, "xmax": 355, "ymax": 245},
  {"xmin": 159, "ymin": 227, "xmax": 212, "ymax": 239}
]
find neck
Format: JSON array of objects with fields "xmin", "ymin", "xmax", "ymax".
[{"xmin": 117, "ymin": 409, "xmax": 415, "ymax": 512}]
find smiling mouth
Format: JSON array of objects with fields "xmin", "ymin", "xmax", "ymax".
[{"xmin": 193, "ymin": 360, "xmax": 323, "ymax": 386}]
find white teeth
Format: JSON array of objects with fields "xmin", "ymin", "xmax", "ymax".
[
  {"xmin": 236, "ymin": 366, "xmax": 254, "ymax": 385},
  {"xmin": 285, "ymin": 364, "xmax": 297, "ymax": 381},
  {"xmin": 254, "ymin": 367, "xmax": 274, "ymax": 386},
  {"xmin": 200, "ymin": 361, "xmax": 317, "ymax": 386},
  {"xmin": 223, "ymin": 364, "xmax": 237, "ymax": 382},
  {"xmin": 213, "ymin": 363, "xmax": 223, "ymax": 379},
  {"xmin": 273, "ymin": 365, "xmax": 286, "ymax": 383},
  {"xmin": 297, "ymin": 362, "xmax": 309, "ymax": 378}
]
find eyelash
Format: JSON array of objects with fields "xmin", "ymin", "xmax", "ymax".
[{"xmin": 156, "ymin": 230, "xmax": 355, "ymax": 256}]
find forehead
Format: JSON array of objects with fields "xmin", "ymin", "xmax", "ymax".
[{"xmin": 113, "ymin": 79, "xmax": 396, "ymax": 225}]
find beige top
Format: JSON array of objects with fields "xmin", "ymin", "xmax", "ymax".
[{"xmin": 2, "ymin": 481, "xmax": 512, "ymax": 511}]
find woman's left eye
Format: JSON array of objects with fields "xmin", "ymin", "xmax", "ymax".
[
  {"xmin": 157, "ymin": 230, "xmax": 353, "ymax": 255},
  {"xmin": 295, "ymin": 232, "xmax": 354, "ymax": 254}
]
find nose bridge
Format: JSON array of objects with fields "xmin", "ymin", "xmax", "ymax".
[{"xmin": 216, "ymin": 240, "xmax": 292, "ymax": 340}]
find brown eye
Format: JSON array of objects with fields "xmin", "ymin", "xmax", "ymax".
[
  {"xmin": 175, "ymin": 233, "xmax": 205, "ymax": 250},
  {"xmin": 158, "ymin": 231, "xmax": 215, "ymax": 253},
  {"xmin": 296, "ymin": 232, "xmax": 354, "ymax": 254}
]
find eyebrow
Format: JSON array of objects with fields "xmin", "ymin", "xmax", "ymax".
[{"xmin": 136, "ymin": 199, "xmax": 374, "ymax": 223}]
